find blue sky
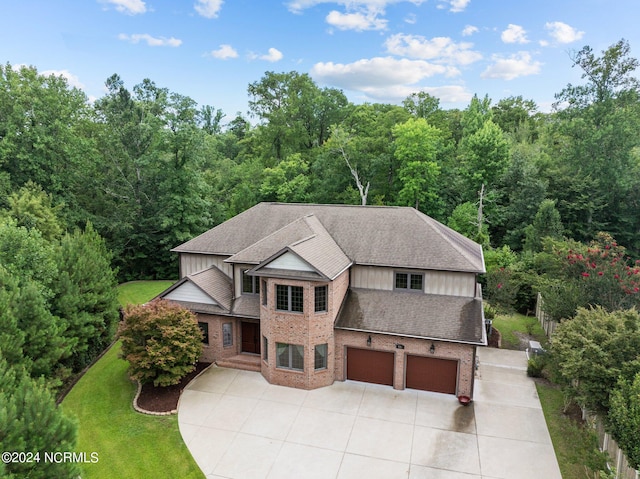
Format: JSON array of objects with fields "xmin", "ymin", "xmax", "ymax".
[{"xmin": 1, "ymin": 0, "xmax": 639, "ymax": 122}]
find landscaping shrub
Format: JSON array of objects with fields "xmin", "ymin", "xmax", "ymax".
[
  {"xmin": 118, "ymin": 299, "xmax": 203, "ymax": 387},
  {"xmin": 527, "ymin": 354, "xmax": 547, "ymax": 378}
]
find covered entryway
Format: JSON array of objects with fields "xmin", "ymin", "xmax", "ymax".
[
  {"xmin": 406, "ymin": 355, "xmax": 458, "ymax": 394},
  {"xmin": 346, "ymin": 347, "xmax": 394, "ymax": 386},
  {"xmin": 241, "ymin": 322, "xmax": 261, "ymax": 354}
]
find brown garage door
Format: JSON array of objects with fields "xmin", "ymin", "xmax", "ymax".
[
  {"xmin": 346, "ymin": 348, "xmax": 394, "ymax": 386},
  {"xmin": 406, "ymin": 355, "xmax": 458, "ymax": 394}
]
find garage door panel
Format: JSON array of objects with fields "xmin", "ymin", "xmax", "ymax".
[
  {"xmin": 347, "ymin": 348, "xmax": 394, "ymax": 386},
  {"xmin": 406, "ymin": 355, "xmax": 457, "ymax": 395}
]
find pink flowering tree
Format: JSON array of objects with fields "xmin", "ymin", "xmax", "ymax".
[{"xmin": 540, "ymin": 232, "xmax": 640, "ymax": 320}]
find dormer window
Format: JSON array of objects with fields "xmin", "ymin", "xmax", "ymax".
[
  {"xmin": 242, "ymin": 270, "xmax": 260, "ymax": 294},
  {"xmin": 395, "ymin": 272, "xmax": 424, "ymax": 292}
]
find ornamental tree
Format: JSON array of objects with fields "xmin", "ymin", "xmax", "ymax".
[
  {"xmin": 118, "ymin": 299, "xmax": 203, "ymax": 387},
  {"xmin": 539, "ymin": 233, "xmax": 640, "ymax": 320}
]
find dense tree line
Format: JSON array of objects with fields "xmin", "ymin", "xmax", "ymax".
[{"xmin": 1, "ymin": 40, "xmax": 638, "ymax": 282}]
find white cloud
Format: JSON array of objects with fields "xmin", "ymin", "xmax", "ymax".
[
  {"xmin": 194, "ymin": 0, "xmax": 223, "ymax": 18},
  {"xmin": 100, "ymin": 0, "xmax": 146, "ymax": 15},
  {"xmin": 437, "ymin": 0, "xmax": 470, "ymax": 12},
  {"xmin": 326, "ymin": 10, "xmax": 387, "ymax": 31},
  {"xmin": 384, "ymin": 33, "xmax": 482, "ymax": 65},
  {"xmin": 405, "ymin": 13, "xmax": 417, "ymax": 24},
  {"xmin": 481, "ymin": 51, "xmax": 542, "ymax": 80},
  {"xmin": 501, "ymin": 24, "xmax": 529, "ymax": 44},
  {"xmin": 209, "ymin": 44, "xmax": 237, "ymax": 59},
  {"xmin": 287, "ymin": 0, "xmax": 425, "ymax": 14},
  {"xmin": 544, "ymin": 21, "xmax": 584, "ymax": 44},
  {"xmin": 118, "ymin": 33, "xmax": 182, "ymax": 47},
  {"xmin": 260, "ymin": 48, "xmax": 283, "ymax": 62},
  {"xmin": 287, "ymin": 0, "xmax": 425, "ymax": 31},
  {"xmin": 42, "ymin": 69, "xmax": 85, "ymax": 89},
  {"xmin": 462, "ymin": 25, "xmax": 478, "ymax": 36},
  {"xmin": 311, "ymin": 56, "xmax": 455, "ymax": 91},
  {"xmin": 311, "ymin": 57, "xmax": 472, "ymax": 103}
]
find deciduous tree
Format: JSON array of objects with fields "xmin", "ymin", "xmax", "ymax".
[
  {"xmin": 118, "ymin": 299, "xmax": 203, "ymax": 387},
  {"xmin": 550, "ymin": 307, "xmax": 640, "ymax": 415}
]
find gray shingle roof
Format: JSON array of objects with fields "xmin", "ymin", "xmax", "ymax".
[
  {"xmin": 336, "ymin": 288, "xmax": 486, "ymax": 345},
  {"xmin": 173, "ymin": 203, "xmax": 485, "ymax": 273},
  {"xmin": 231, "ymin": 214, "xmax": 352, "ymax": 280},
  {"xmin": 158, "ymin": 265, "xmax": 233, "ymax": 312},
  {"xmin": 188, "ymin": 266, "xmax": 233, "ymax": 310}
]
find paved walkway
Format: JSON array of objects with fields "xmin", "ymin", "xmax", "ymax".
[{"xmin": 178, "ymin": 348, "xmax": 562, "ymax": 479}]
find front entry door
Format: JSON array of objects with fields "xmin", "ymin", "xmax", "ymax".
[{"xmin": 241, "ymin": 322, "xmax": 261, "ymax": 354}]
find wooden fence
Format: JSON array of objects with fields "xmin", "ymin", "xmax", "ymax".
[
  {"xmin": 592, "ymin": 414, "xmax": 639, "ymax": 479},
  {"xmin": 535, "ymin": 292, "xmax": 557, "ymax": 336},
  {"xmin": 535, "ymin": 294, "xmax": 639, "ymax": 479}
]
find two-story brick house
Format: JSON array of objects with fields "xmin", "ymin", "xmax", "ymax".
[{"xmin": 158, "ymin": 202, "xmax": 487, "ymax": 398}]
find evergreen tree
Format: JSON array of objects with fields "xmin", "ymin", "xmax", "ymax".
[
  {"xmin": 51, "ymin": 223, "xmax": 119, "ymax": 372},
  {"xmin": 0, "ymin": 357, "xmax": 79, "ymax": 479}
]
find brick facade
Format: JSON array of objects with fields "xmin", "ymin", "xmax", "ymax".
[
  {"xmin": 258, "ymin": 269, "xmax": 349, "ymax": 390},
  {"xmin": 195, "ymin": 313, "xmax": 241, "ymax": 363},
  {"xmin": 194, "ymin": 267, "xmax": 477, "ymax": 397}
]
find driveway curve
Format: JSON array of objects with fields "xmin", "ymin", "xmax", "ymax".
[{"xmin": 178, "ymin": 348, "xmax": 561, "ymax": 479}]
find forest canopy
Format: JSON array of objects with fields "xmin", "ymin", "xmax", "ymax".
[{"xmin": 1, "ymin": 39, "xmax": 639, "ymax": 281}]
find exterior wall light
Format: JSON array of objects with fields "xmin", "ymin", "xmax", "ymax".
[
  {"xmin": 367, "ymin": 335, "xmax": 372, "ymax": 346},
  {"xmin": 430, "ymin": 343, "xmax": 435, "ymax": 354}
]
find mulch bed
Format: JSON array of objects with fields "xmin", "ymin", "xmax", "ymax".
[{"xmin": 136, "ymin": 362, "xmax": 211, "ymax": 413}]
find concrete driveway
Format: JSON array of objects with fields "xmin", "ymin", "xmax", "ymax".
[{"xmin": 178, "ymin": 348, "xmax": 561, "ymax": 479}]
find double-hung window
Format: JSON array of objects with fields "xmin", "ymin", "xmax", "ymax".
[
  {"xmin": 276, "ymin": 343, "xmax": 304, "ymax": 371},
  {"xmin": 261, "ymin": 279, "xmax": 267, "ymax": 306},
  {"xmin": 263, "ymin": 336, "xmax": 268, "ymax": 362},
  {"xmin": 314, "ymin": 285, "xmax": 327, "ymax": 313},
  {"xmin": 276, "ymin": 285, "xmax": 303, "ymax": 312},
  {"xmin": 395, "ymin": 272, "xmax": 424, "ymax": 292},
  {"xmin": 198, "ymin": 322, "xmax": 209, "ymax": 345},
  {"xmin": 222, "ymin": 323, "xmax": 233, "ymax": 347},
  {"xmin": 242, "ymin": 270, "xmax": 260, "ymax": 294},
  {"xmin": 314, "ymin": 344, "xmax": 327, "ymax": 370}
]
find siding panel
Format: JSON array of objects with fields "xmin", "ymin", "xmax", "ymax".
[
  {"xmin": 180, "ymin": 253, "xmax": 233, "ymax": 278},
  {"xmin": 352, "ymin": 265, "xmax": 476, "ymax": 297},
  {"xmin": 165, "ymin": 282, "xmax": 217, "ymax": 304}
]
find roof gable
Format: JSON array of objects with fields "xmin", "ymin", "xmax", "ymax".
[
  {"xmin": 165, "ymin": 281, "xmax": 217, "ymax": 305},
  {"xmin": 229, "ymin": 214, "xmax": 352, "ymax": 280},
  {"xmin": 160, "ymin": 265, "xmax": 232, "ymax": 310},
  {"xmin": 266, "ymin": 251, "xmax": 316, "ymax": 272}
]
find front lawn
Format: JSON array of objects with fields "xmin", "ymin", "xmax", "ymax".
[{"xmin": 62, "ymin": 280, "xmax": 203, "ymax": 479}]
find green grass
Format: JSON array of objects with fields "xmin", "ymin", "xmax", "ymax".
[
  {"xmin": 117, "ymin": 280, "xmax": 175, "ymax": 307},
  {"xmin": 62, "ymin": 280, "xmax": 203, "ymax": 479},
  {"xmin": 492, "ymin": 312, "xmax": 548, "ymax": 350},
  {"xmin": 537, "ymin": 382, "xmax": 609, "ymax": 479}
]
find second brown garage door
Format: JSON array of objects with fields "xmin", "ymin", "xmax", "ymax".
[
  {"xmin": 406, "ymin": 355, "xmax": 458, "ymax": 394},
  {"xmin": 346, "ymin": 348, "xmax": 394, "ymax": 386}
]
